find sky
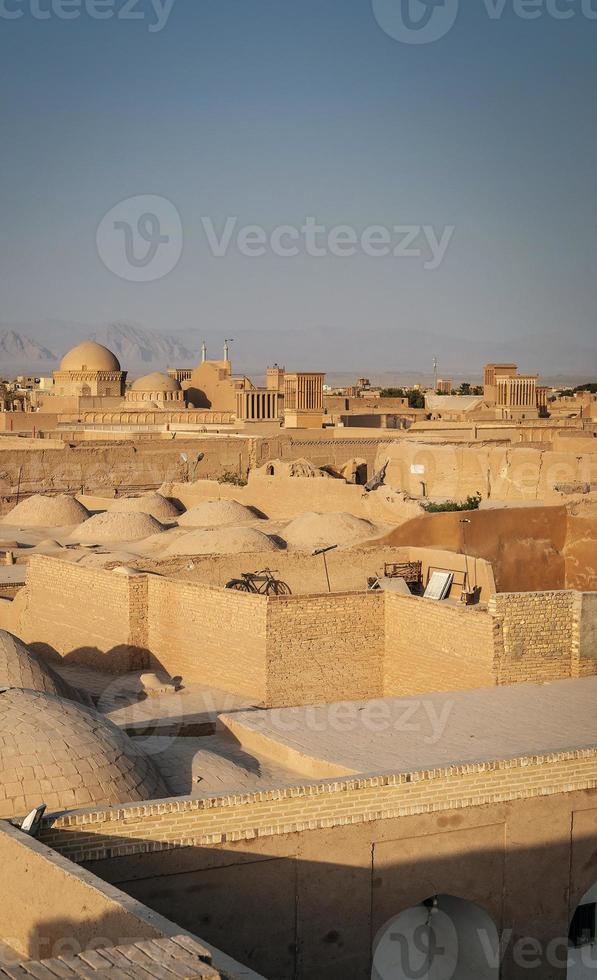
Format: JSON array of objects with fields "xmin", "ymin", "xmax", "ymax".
[{"xmin": 1, "ymin": 0, "xmax": 596, "ymax": 374}]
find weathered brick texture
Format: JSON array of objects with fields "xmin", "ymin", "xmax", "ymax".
[
  {"xmin": 265, "ymin": 592, "xmax": 384, "ymax": 707},
  {"xmin": 384, "ymin": 592, "xmax": 497, "ymax": 696}
]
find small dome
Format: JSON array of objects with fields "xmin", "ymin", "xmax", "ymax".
[
  {"xmin": 0, "ymin": 630, "xmax": 86, "ymax": 704},
  {"xmin": 0, "ymin": 689, "xmax": 168, "ymax": 818},
  {"xmin": 2, "ymin": 494, "xmax": 89, "ymax": 528},
  {"xmin": 60, "ymin": 341, "xmax": 121, "ymax": 373},
  {"xmin": 131, "ymin": 372, "xmax": 181, "ymax": 393}
]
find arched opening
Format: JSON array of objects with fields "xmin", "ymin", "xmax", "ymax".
[
  {"xmin": 372, "ymin": 895, "xmax": 499, "ymax": 980},
  {"xmin": 266, "ymin": 464, "xmax": 275, "ymax": 476},
  {"xmin": 568, "ymin": 882, "xmax": 597, "ymax": 979}
]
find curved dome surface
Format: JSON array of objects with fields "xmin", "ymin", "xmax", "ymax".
[
  {"xmin": 0, "ymin": 630, "xmax": 86, "ymax": 704},
  {"xmin": 2, "ymin": 494, "xmax": 89, "ymax": 528},
  {"xmin": 60, "ymin": 341, "xmax": 121, "ymax": 373},
  {"xmin": 0, "ymin": 689, "xmax": 168, "ymax": 818},
  {"xmin": 131, "ymin": 372, "xmax": 180, "ymax": 392}
]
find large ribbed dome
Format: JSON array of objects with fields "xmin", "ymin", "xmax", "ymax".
[
  {"xmin": 131, "ymin": 372, "xmax": 180, "ymax": 392},
  {"xmin": 0, "ymin": 689, "xmax": 168, "ymax": 818},
  {"xmin": 0, "ymin": 630, "xmax": 86, "ymax": 704},
  {"xmin": 60, "ymin": 341, "xmax": 121, "ymax": 373}
]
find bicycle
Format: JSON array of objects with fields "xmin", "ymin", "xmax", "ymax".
[{"xmin": 225, "ymin": 568, "xmax": 292, "ymax": 595}]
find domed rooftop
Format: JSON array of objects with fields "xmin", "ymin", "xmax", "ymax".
[
  {"xmin": 0, "ymin": 689, "xmax": 168, "ymax": 818},
  {"xmin": 131, "ymin": 372, "xmax": 180, "ymax": 392},
  {"xmin": 109, "ymin": 492, "xmax": 181, "ymax": 522},
  {"xmin": 0, "ymin": 630, "xmax": 86, "ymax": 704},
  {"xmin": 2, "ymin": 493, "xmax": 89, "ymax": 528},
  {"xmin": 60, "ymin": 341, "xmax": 121, "ymax": 373}
]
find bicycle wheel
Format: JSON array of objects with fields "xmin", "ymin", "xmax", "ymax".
[
  {"xmin": 265, "ymin": 579, "xmax": 292, "ymax": 596},
  {"xmin": 225, "ymin": 579, "xmax": 251, "ymax": 591}
]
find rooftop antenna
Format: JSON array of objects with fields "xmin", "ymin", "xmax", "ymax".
[{"xmin": 224, "ymin": 338, "xmax": 234, "ymax": 362}]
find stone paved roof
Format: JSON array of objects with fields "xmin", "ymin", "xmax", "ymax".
[{"xmin": 0, "ymin": 689, "xmax": 168, "ymax": 818}]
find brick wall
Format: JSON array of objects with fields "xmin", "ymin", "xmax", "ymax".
[
  {"xmin": 572, "ymin": 591, "xmax": 597, "ymax": 677},
  {"xmin": 19, "ymin": 557, "xmax": 597, "ymax": 700},
  {"xmin": 146, "ymin": 577, "xmax": 268, "ymax": 699},
  {"xmin": 384, "ymin": 592, "xmax": 497, "ymax": 696},
  {"xmin": 265, "ymin": 592, "xmax": 384, "ymax": 707},
  {"xmin": 489, "ymin": 590, "xmax": 576, "ymax": 684},
  {"xmin": 23, "ymin": 556, "xmax": 145, "ymax": 672},
  {"xmin": 38, "ymin": 747, "xmax": 597, "ymax": 863}
]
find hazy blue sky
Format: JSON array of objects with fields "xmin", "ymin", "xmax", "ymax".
[{"xmin": 1, "ymin": 0, "xmax": 596, "ymax": 370}]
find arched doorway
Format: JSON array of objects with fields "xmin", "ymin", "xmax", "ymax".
[
  {"xmin": 372, "ymin": 895, "xmax": 499, "ymax": 980},
  {"xmin": 568, "ymin": 883, "xmax": 597, "ymax": 979}
]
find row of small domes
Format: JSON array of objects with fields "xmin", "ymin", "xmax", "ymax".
[{"xmin": 59, "ymin": 341, "xmax": 181, "ymax": 391}]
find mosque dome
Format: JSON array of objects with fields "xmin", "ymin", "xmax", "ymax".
[
  {"xmin": 131, "ymin": 372, "xmax": 181, "ymax": 393},
  {"xmin": 60, "ymin": 341, "xmax": 121, "ymax": 373},
  {"xmin": 0, "ymin": 689, "xmax": 168, "ymax": 818},
  {"xmin": 0, "ymin": 630, "xmax": 86, "ymax": 704}
]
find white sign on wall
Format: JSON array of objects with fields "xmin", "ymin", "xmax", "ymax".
[{"xmin": 410, "ymin": 464, "xmax": 425, "ymax": 475}]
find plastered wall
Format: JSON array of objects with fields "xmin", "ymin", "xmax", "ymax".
[
  {"xmin": 35, "ymin": 759, "xmax": 597, "ymax": 979},
  {"xmin": 0, "ymin": 821, "xmax": 174, "ymax": 959}
]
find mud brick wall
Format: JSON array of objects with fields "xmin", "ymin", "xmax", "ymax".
[
  {"xmin": 384, "ymin": 592, "xmax": 497, "ymax": 696},
  {"xmin": 265, "ymin": 592, "xmax": 385, "ymax": 707},
  {"xmin": 146, "ymin": 577, "xmax": 268, "ymax": 700},
  {"xmin": 37, "ymin": 748, "xmax": 597, "ymax": 863},
  {"xmin": 22, "ymin": 556, "xmax": 145, "ymax": 672},
  {"xmin": 489, "ymin": 590, "xmax": 576, "ymax": 684}
]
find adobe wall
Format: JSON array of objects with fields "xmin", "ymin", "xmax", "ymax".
[
  {"xmin": 20, "ymin": 556, "xmax": 147, "ymax": 672},
  {"xmin": 489, "ymin": 591, "xmax": 576, "ymax": 685},
  {"xmin": 0, "ymin": 821, "xmax": 174, "ymax": 960},
  {"xmin": 565, "ymin": 502, "xmax": 597, "ymax": 591},
  {"xmin": 0, "ymin": 438, "xmax": 253, "ymax": 510},
  {"xmin": 378, "ymin": 439, "xmax": 597, "ymax": 501},
  {"xmin": 376, "ymin": 505, "xmax": 570, "ymax": 592},
  {"xmin": 161, "ymin": 472, "xmax": 423, "ymax": 524},
  {"xmin": 572, "ymin": 591, "xmax": 597, "ymax": 678},
  {"xmin": 129, "ymin": 544, "xmax": 494, "ymax": 599},
  {"xmin": 146, "ymin": 577, "xmax": 268, "ymax": 700},
  {"xmin": 384, "ymin": 592, "xmax": 497, "ymax": 696},
  {"xmin": 13, "ymin": 557, "xmax": 597, "ymax": 699},
  {"xmin": 37, "ymin": 762, "xmax": 597, "ymax": 979},
  {"xmin": 265, "ymin": 592, "xmax": 385, "ymax": 707}
]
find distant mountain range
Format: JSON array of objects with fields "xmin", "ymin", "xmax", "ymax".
[
  {"xmin": 0, "ymin": 322, "xmax": 197, "ymax": 375},
  {"xmin": 0, "ymin": 329, "xmax": 56, "ymax": 365},
  {"xmin": 0, "ymin": 320, "xmax": 594, "ymax": 386}
]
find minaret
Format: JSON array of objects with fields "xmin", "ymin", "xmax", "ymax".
[
  {"xmin": 224, "ymin": 338, "xmax": 233, "ymax": 361},
  {"xmin": 201, "ymin": 341, "xmax": 207, "ymax": 363}
]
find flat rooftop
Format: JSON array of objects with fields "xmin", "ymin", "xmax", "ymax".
[{"xmin": 220, "ymin": 677, "xmax": 597, "ymax": 778}]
